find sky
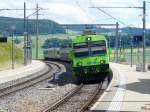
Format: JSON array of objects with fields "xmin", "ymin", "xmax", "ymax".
[{"xmin": 0, "ymin": 0, "xmax": 150, "ymax": 28}]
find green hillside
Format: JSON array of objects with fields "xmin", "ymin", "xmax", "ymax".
[{"xmin": 0, "ymin": 16, "xmax": 65, "ymax": 35}]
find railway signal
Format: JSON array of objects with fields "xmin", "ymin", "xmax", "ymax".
[
  {"xmin": 133, "ymin": 35, "xmax": 143, "ymax": 42},
  {"xmin": 0, "ymin": 37, "xmax": 7, "ymax": 43}
]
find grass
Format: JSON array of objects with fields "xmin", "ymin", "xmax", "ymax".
[
  {"xmin": 110, "ymin": 47, "xmax": 150, "ymax": 64},
  {"xmin": 0, "ymin": 40, "xmax": 23, "ymax": 70}
]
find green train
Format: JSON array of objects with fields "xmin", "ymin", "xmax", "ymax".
[
  {"xmin": 71, "ymin": 33, "xmax": 110, "ymax": 80},
  {"xmin": 43, "ymin": 32, "xmax": 110, "ymax": 80}
]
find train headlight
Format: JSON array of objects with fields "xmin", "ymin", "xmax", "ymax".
[
  {"xmin": 77, "ymin": 62, "xmax": 82, "ymax": 66},
  {"xmin": 87, "ymin": 37, "xmax": 91, "ymax": 41},
  {"xmin": 86, "ymin": 37, "xmax": 91, "ymax": 41},
  {"xmin": 100, "ymin": 60, "xmax": 105, "ymax": 64}
]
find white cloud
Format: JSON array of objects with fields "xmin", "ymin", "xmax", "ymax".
[
  {"xmin": 40, "ymin": 2, "xmax": 96, "ymax": 24},
  {"xmin": 0, "ymin": 0, "xmax": 149, "ymax": 28}
]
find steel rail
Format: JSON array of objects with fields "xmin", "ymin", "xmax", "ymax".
[
  {"xmin": 0, "ymin": 61, "xmax": 61, "ymax": 97},
  {"xmin": 79, "ymin": 82, "xmax": 104, "ymax": 112},
  {"xmin": 43, "ymin": 83, "xmax": 84, "ymax": 112}
]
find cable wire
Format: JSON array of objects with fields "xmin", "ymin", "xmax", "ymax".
[
  {"xmin": 74, "ymin": 0, "xmax": 95, "ymax": 23},
  {"xmin": 96, "ymin": 8, "xmax": 131, "ymax": 27}
]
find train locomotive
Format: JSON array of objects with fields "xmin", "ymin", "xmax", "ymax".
[
  {"xmin": 71, "ymin": 32, "xmax": 110, "ymax": 80},
  {"xmin": 43, "ymin": 32, "xmax": 110, "ymax": 80}
]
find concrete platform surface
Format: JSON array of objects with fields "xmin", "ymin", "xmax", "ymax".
[
  {"xmin": 91, "ymin": 63, "xmax": 150, "ymax": 112},
  {"xmin": 0, "ymin": 60, "xmax": 48, "ymax": 84}
]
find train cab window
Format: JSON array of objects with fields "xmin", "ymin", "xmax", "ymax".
[
  {"xmin": 90, "ymin": 41, "xmax": 106, "ymax": 56},
  {"xmin": 73, "ymin": 41, "xmax": 107, "ymax": 57},
  {"xmin": 74, "ymin": 42, "xmax": 87, "ymax": 49},
  {"xmin": 73, "ymin": 43, "xmax": 89, "ymax": 57}
]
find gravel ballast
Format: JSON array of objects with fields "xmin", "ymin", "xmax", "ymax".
[{"xmin": 0, "ymin": 61, "xmax": 78, "ymax": 112}]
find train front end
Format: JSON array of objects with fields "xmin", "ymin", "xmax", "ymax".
[{"xmin": 72, "ymin": 34, "xmax": 109, "ymax": 78}]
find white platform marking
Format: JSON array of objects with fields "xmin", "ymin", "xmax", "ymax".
[{"xmin": 107, "ymin": 68, "xmax": 126, "ymax": 112}]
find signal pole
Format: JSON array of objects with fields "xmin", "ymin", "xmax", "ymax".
[
  {"xmin": 142, "ymin": 1, "xmax": 146, "ymax": 72},
  {"xmin": 66, "ymin": 25, "xmax": 70, "ymax": 48},
  {"xmin": 130, "ymin": 36, "xmax": 133, "ymax": 67},
  {"xmin": 12, "ymin": 30, "xmax": 15, "ymax": 69},
  {"xmin": 115, "ymin": 22, "xmax": 119, "ymax": 63},
  {"xmin": 36, "ymin": 3, "xmax": 39, "ymax": 59}
]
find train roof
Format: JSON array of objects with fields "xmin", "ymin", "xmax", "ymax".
[{"xmin": 73, "ymin": 34, "xmax": 106, "ymax": 43}]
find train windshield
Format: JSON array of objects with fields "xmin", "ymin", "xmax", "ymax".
[
  {"xmin": 73, "ymin": 41, "xmax": 106, "ymax": 57},
  {"xmin": 90, "ymin": 41, "xmax": 106, "ymax": 56},
  {"xmin": 73, "ymin": 42, "xmax": 89, "ymax": 57}
]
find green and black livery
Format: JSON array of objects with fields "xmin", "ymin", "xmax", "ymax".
[{"xmin": 71, "ymin": 34, "xmax": 109, "ymax": 79}]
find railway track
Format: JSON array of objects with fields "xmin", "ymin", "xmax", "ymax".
[
  {"xmin": 0, "ymin": 61, "xmax": 62, "ymax": 97},
  {"xmin": 44, "ymin": 61, "xmax": 62, "ymax": 73},
  {"xmin": 43, "ymin": 81, "xmax": 104, "ymax": 112}
]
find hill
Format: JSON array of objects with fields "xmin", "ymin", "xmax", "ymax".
[
  {"xmin": 61, "ymin": 24, "xmax": 150, "ymax": 47},
  {"xmin": 61, "ymin": 24, "xmax": 150, "ymax": 35},
  {"xmin": 0, "ymin": 16, "xmax": 65, "ymax": 35}
]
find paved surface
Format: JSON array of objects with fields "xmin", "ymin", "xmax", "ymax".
[
  {"xmin": 91, "ymin": 62, "xmax": 150, "ymax": 112},
  {"xmin": 0, "ymin": 60, "xmax": 47, "ymax": 84}
]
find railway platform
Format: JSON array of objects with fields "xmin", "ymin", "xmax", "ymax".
[
  {"xmin": 0, "ymin": 60, "xmax": 49, "ymax": 89},
  {"xmin": 91, "ymin": 62, "xmax": 150, "ymax": 112}
]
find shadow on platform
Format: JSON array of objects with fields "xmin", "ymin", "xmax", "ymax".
[
  {"xmin": 115, "ymin": 79, "xmax": 150, "ymax": 94},
  {"xmin": 91, "ymin": 110, "xmax": 130, "ymax": 112}
]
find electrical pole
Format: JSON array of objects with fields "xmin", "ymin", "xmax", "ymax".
[
  {"xmin": 66, "ymin": 25, "xmax": 69, "ymax": 40},
  {"xmin": 26, "ymin": 8, "xmax": 43, "ymax": 63},
  {"xmin": 27, "ymin": 20, "xmax": 29, "ymax": 64},
  {"xmin": 108, "ymin": 35, "xmax": 111, "ymax": 60},
  {"xmin": 119, "ymin": 36, "xmax": 122, "ymax": 63},
  {"xmin": 24, "ymin": 2, "xmax": 27, "ymax": 65},
  {"xmin": 142, "ymin": 1, "xmax": 146, "ymax": 72},
  {"xmin": 12, "ymin": 31, "xmax": 14, "ymax": 69},
  {"xmin": 115, "ymin": 22, "xmax": 119, "ymax": 63},
  {"xmin": 138, "ymin": 41, "xmax": 140, "ymax": 65},
  {"xmin": 29, "ymin": 35, "xmax": 32, "ymax": 64},
  {"xmin": 36, "ymin": 3, "xmax": 39, "ymax": 60},
  {"xmin": 66, "ymin": 25, "xmax": 70, "ymax": 48},
  {"xmin": 130, "ymin": 36, "xmax": 133, "ymax": 67}
]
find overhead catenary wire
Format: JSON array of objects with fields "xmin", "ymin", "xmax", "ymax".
[
  {"xmin": 96, "ymin": 8, "xmax": 129, "ymax": 27},
  {"xmin": 89, "ymin": 0, "xmax": 142, "ymax": 28},
  {"xmin": 74, "ymin": 0, "xmax": 96, "ymax": 23},
  {"xmin": 27, "ymin": 8, "xmax": 41, "ymax": 18}
]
